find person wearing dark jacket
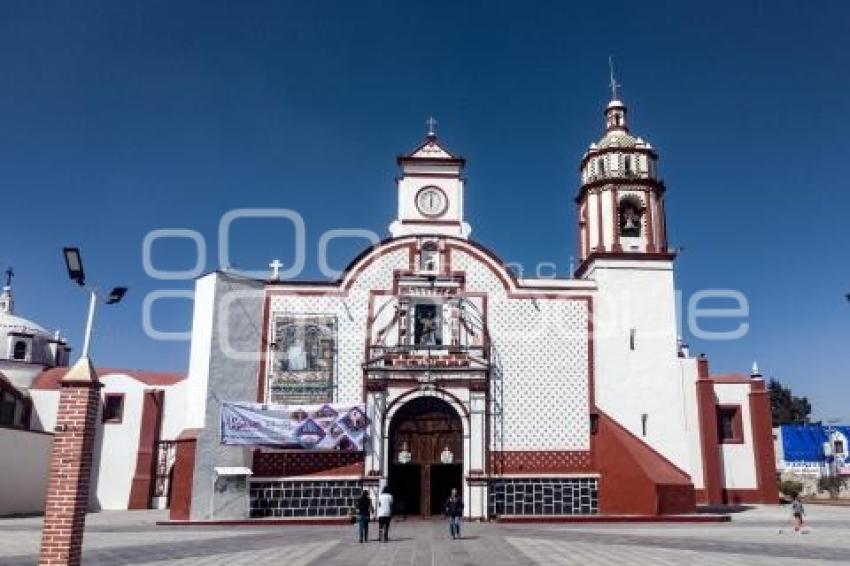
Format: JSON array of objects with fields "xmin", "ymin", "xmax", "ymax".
[
  {"xmin": 356, "ymin": 490, "xmax": 373, "ymax": 543},
  {"xmin": 444, "ymin": 488, "xmax": 464, "ymax": 539}
]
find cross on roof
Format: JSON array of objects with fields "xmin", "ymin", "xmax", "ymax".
[
  {"xmin": 269, "ymin": 259, "xmax": 283, "ymax": 281},
  {"xmin": 426, "ymin": 116, "xmax": 437, "ymax": 137},
  {"xmin": 608, "ymin": 55, "xmax": 621, "ymax": 100},
  {"xmin": 4, "ymin": 266, "xmax": 13, "ymax": 287}
]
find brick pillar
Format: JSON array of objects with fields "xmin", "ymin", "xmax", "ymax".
[
  {"xmin": 749, "ymin": 379, "xmax": 778, "ymax": 503},
  {"xmin": 695, "ymin": 356, "xmax": 723, "ymax": 505},
  {"xmin": 39, "ymin": 358, "xmax": 100, "ymax": 566}
]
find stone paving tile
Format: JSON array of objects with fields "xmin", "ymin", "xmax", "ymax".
[{"xmin": 2, "ymin": 505, "xmax": 849, "ymax": 565}]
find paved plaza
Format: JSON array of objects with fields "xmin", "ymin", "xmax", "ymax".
[{"xmin": 2, "ymin": 505, "xmax": 850, "ymax": 565}]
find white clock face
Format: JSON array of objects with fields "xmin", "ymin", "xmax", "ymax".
[{"xmin": 416, "ymin": 186, "xmax": 448, "ymax": 217}]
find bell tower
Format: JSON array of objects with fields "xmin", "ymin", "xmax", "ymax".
[
  {"xmin": 574, "ymin": 88, "xmax": 670, "ymax": 276},
  {"xmin": 389, "ymin": 118, "xmax": 471, "ymax": 239}
]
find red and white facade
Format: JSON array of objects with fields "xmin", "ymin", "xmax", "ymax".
[{"xmin": 169, "ymin": 99, "xmax": 777, "ymax": 521}]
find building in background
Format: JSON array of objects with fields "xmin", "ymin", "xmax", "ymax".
[
  {"xmin": 775, "ymin": 423, "xmax": 850, "ymax": 497},
  {"xmin": 169, "ymin": 94, "xmax": 778, "ymax": 522},
  {"xmin": 0, "ymin": 274, "xmax": 185, "ymax": 516}
]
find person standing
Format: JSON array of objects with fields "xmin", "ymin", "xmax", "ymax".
[
  {"xmin": 377, "ymin": 486, "xmax": 394, "ymax": 542},
  {"xmin": 444, "ymin": 488, "xmax": 464, "ymax": 539},
  {"xmin": 356, "ymin": 490, "xmax": 373, "ymax": 543},
  {"xmin": 791, "ymin": 495, "xmax": 805, "ymax": 533}
]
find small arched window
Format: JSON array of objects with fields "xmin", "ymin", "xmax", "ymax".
[
  {"xmin": 598, "ymin": 158, "xmax": 606, "ymax": 175},
  {"xmin": 12, "ymin": 341, "xmax": 27, "ymax": 360},
  {"xmin": 624, "ymin": 155, "xmax": 632, "ymax": 175},
  {"xmin": 619, "ymin": 196, "xmax": 643, "ymax": 238}
]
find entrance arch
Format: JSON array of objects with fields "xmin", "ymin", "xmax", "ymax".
[{"xmin": 387, "ymin": 396, "xmax": 464, "ymax": 517}]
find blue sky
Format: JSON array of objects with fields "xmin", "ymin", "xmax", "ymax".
[{"xmin": 1, "ymin": 1, "xmax": 847, "ymax": 420}]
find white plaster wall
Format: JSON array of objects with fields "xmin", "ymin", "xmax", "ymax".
[
  {"xmin": 451, "ymin": 249, "xmax": 590, "ymax": 451},
  {"xmin": 0, "ymin": 362, "xmax": 44, "ymax": 389},
  {"xmin": 680, "ymin": 358, "xmax": 705, "ymax": 487},
  {"xmin": 185, "ymin": 273, "xmax": 217, "ymax": 430},
  {"xmin": 89, "ymin": 375, "xmax": 144, "ymax": 510},
  {"xmin": 29, "ymin": 389, "xmax": 60, "ymax": 432},
  {"xmin": 586, "ymin": 258, "xmax": 692, "ymax": 473},
  {"xmin": 0, "ymin": 428, "xmax": 52, "ymax": 515},
  {"xmin": 715, "ymin": 382, "xmax": 757, "ymax": 489},
  {"xmin": 161, "ymin": 379, "xmax": 188, "ymax": 440}
]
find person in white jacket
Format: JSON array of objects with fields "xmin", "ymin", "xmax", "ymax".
[{"xmin": 376, "ymin": 486, "xmax": 394, "ymax": 542}]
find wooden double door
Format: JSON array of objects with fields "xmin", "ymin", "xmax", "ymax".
[{"xmin": 387, "ymin": 397, "xmax": 463, "ymax": 517}]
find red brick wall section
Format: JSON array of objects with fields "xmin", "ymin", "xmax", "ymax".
[
  {"xmin": 252, "ymin": 451, "xmax": 365, "ymax": 477},
  {"xmin": 168, "ymin": 429, "xmax": 200, "ymax": 521},
  {"xmin": 696, "ymin": 378, "xmax": 724, "ymax": 505},
  {"xmin": 488, "ymin": 451, "xmax": 593, "ymax": 474},
  {"xmin": 38, "ymin": 382, "xmax": 101, "ymax": 566},
  {"xmin": 748, "ymin": 380, "xmax": 778, "ymax": 503},
  {"xmin": 594, "ymin": 410, "xmax": 696, "ymax": 515},
  {"xmin": 128, "ymin": 390, "xmax": 164, "ymax": 509}
]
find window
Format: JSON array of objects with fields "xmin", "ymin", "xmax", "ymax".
[
  {"xmin": 598, "ymin": 158, "xmax": 606, "ymax": 175},
  {"xmin": 102, "ymin": 393, "xmax": 125, "ymax": 424},
  {"xmin": 624, "ymin": 155, "xmax": 632, "ymax": 175},
  {"xmin": 641, "ymin": 413, "xmax": 648, "ymax": 437},
  {"xmin": 414, "ymin": 303, "xmax": 442, "ymax": 346},
  {"xmin": 12, "ymin": 340, "xmax": 27, "ymax": 360},
  {"xmin": 629, "ymin": 328, "xmax": 636, "ymax": 350},
  {"xmin": 717, "ymin": 405, "xmax": 743, "ymax": 444}
]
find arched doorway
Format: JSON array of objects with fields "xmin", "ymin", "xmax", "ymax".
[{"xmin": 387, "ymin": 396, "xmax": 463, "ymax": 517}]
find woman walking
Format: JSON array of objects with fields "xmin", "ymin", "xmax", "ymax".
[
  {"xmin": 444, "ymin": 488, "xmax": 464, "ymax": 540},
  {"xmin": 377, "ymin": 486, "xmax": 394, "ymax": 542},
  {"xmin": 356, "ymin": 490, "xmax": 373, "ymax": 543}
]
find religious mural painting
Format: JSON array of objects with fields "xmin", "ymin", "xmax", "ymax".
[{"xmin": 269, "ymin": 316, "xmax": 337, "ymax": 404}]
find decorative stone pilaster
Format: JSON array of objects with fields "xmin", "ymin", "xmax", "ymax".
[{"xmin": 38, "ymin": 358, "xmax": 100, "ymax": 566}]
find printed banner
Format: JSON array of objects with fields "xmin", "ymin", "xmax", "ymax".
[{"xmin": 220, "ymin": 401, "xmax": 369, "ymax": 451}]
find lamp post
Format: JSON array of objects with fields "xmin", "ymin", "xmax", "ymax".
[
  {"xmin": 38, "ymin": 248, "xmax": 127, "ymax": 566},
  {"xmin": 62, "ymin": 247, "xmax": 127, "ymax": 358}
]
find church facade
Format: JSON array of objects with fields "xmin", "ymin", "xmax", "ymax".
[{"xmin": 171, "ymin": 97, "xmax": 777, "ymax": 521}]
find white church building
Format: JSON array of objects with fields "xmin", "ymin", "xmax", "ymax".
[{"xmin": 167, "ymin": 95, "xmax": 777, "ymax": 521}]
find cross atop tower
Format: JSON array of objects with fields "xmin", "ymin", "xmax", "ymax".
[
  {"xmin": 4, "ymin": 266, "xmax": 13, "ymax": 288},
  {"xmin": 608, "ymin": 55, "xmax": 621, "ymax": 101},
  {"xmin": 426, "ymin": 116, "xmax": 437, "ymax": 138}
]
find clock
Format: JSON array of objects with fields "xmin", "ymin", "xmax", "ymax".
[{"xmin": 415, "ymin": 186, "xmax": 448, "ymax": 217}]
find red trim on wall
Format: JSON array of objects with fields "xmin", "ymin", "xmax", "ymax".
[
  {"xmin": 252, "ymin": 451, "xmax": 365, "ymax": 477},
  {"xmin": 169, "ymin": 429, "xmax": 200, "ymax": 521},
  {"xmin": 489, "ymin": 451, "xmax": 593, "ymax": 474},
  {"xmin": 594, "ymin": 410, "xmax": 695, "ymax": 515},
  {"xmin": 645, "ymin": 189, "xmax": 656, "ymax": 253},
  {"xmin": 696, "ymin": 378, "xmax": 723, "ymax": 505},
  {"xmin": 749, "ymin": 379, "xmax": 778, "ymax": 503},
  {"xmin": 256, "ymin": 295, "xmax": 272, "ymax": 402},
  {"xmin": 128, "ymin": 390, "xmax": 164, "ymax": 509}
]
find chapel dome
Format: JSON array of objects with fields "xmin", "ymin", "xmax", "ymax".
[{"xmin": 0, "ymin": 311, "xmax": 50, "ymax": 337}]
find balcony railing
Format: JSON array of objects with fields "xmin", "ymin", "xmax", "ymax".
[{"xmin": 364, "ymin": 344, "xmax": 489, "ymax": 373}]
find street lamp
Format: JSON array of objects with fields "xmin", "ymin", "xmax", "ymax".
[{"xmin": 62, "ymin": 247, "xmax": 128, "ymax": 358}]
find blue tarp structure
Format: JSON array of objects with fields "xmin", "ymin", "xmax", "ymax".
[{"xmin": 781, "ymin": 424, "xmax": 850, "ymax": 462}]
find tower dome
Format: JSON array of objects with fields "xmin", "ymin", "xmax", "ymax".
[{"xmin": 0, "ymin": 269, "xmax": 70, "ymax": 388}]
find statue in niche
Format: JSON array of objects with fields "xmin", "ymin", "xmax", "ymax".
[{"xmin": 415, "ymin": 304, "xmax": 441, "ymax": 346}]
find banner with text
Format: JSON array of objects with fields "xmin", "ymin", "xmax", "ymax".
[{"xmin": 220, "ymin": 401, "xmax": 369, "ymax": 450}]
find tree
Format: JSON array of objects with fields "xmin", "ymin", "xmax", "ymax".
[{"xmin": 769, "ymin": 379, "xmax": 812, "ymax": 427}]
